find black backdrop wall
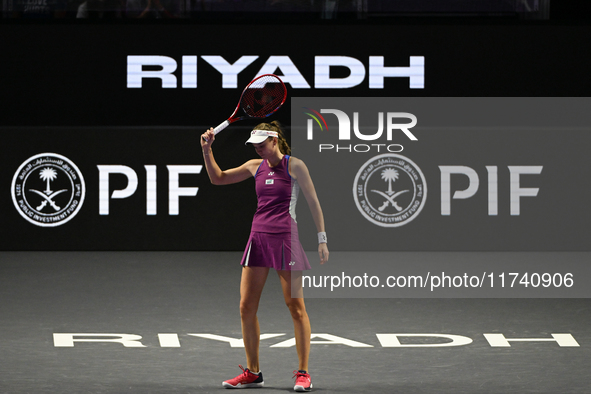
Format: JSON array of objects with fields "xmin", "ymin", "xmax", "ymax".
[{"xmin": 1, "ymin": 22, "xmax": 590, "ymax": 250}]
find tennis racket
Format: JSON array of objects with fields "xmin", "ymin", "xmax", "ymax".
[{"xmin": 204, "ymin": 74, "xmax": 287, "ymax": 140}]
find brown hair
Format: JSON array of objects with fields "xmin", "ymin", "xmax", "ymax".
[{"xmin": 253, "ymin": 121, "xmax": 291, "ymax": 155}]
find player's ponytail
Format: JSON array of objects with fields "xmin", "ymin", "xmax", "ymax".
[{"xmin": 254, "ymin": 121, "xmax": 291, "ymax": 155}]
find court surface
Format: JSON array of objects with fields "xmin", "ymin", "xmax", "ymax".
[{"xmin": 1, "ymin": 252, "xmax": 589, "ymax": 393}]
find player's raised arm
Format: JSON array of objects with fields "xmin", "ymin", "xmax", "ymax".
[{"xmin": 201, "ymin": 127, "xmax": 261, "ymax": 185}]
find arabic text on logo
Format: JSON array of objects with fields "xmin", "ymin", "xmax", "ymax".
[
  {"xmin": 11, "ymin": 153, "xmax": 86, "ymax": 227},
  {"xmin": 353, "ymin": 154, "xmax": 426, "ymax": 227}
]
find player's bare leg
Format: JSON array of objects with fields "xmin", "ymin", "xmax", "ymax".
[
  {"xmin": 240, "ymin": 266, "xmax": 269, "ymax": 373},
  {"xmin": 277, "ymin": 269, "xmax": 310, "ymax": 372}
]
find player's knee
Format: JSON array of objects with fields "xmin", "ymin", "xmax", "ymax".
[
  {"xmin": 240, "ymin": 300, "xmax": 258, "ymax": 319},
  {"xmin": 285, "ymin": 300, "xmax": 306, "ymax": 321}
]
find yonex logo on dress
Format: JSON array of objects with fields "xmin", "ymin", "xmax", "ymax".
[{"xmin": 268, "ymin": 172, "xmax": 275, "ymax": 176}]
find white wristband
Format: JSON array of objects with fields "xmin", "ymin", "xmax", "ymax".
[{"xmin": 318, "ymin": 232, "xmax": 327, "ymax": 244}]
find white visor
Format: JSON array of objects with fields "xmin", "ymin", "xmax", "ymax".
[{"xmin": 245, "ymin": 129, "xmax": 278, "ymax": 145}]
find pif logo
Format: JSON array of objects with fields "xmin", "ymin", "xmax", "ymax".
[
  {"xmin": 353, "ymin": 154, "xmax": 426, "ymax": 227},
  {"xmin": 11, "ymin": 153, "xmax": 85, "ymax": 227}
]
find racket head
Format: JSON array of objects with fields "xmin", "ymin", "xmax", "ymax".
[{"xmin": 238, "ymin": 74, "xmax": 287, "ymax": 121}]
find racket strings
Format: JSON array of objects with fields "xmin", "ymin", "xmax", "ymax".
[{"xmin": 241, "ymin": 75, "xmax": 286, "ymax": 118}]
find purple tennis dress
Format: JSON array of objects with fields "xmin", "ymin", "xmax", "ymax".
[{"xmin": 240, "ymin": 155, "xmax": 311, "ymax": 271}]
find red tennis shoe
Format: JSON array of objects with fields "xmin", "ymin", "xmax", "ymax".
[
  {"xmin": 293, "ymin": 370, "xmax": 312, "ymax": 392},
  {"xmin": 222, "ymin": 365, "xmax": 264, "ymax": 389}
]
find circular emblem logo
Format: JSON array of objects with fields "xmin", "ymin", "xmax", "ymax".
[
  {"xmin": 11, "ymin": 153, "xmax": 86, "ymax": 227},
  {"xmin": 353, "ymin": 153, "xmax": 427, "ymax": 227}
]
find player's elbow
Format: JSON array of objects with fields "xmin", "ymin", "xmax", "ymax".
[
  {"xmin": 210, "ymin": 172, "xmax": 229, "ymax": 186},
  {"xmin": 210, "ymin": 177, "xmax": 223, "ymax": 186},
  {"xmin": 208, "ymin": 173, "xmax": 223, "ymax": 185}
]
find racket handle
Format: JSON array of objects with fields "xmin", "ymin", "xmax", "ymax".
[
  {"xmin": 202, "ymin": 120, "xmax": 230, "ymax": 142},
  {"xmin": 213, "ymin": 120, "xmax": 230, "ymax": 135}
]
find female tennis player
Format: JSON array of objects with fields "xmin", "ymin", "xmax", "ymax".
[{"xmin": 200, "ymin": 121, "xmax": 329, "ymax": 392}]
